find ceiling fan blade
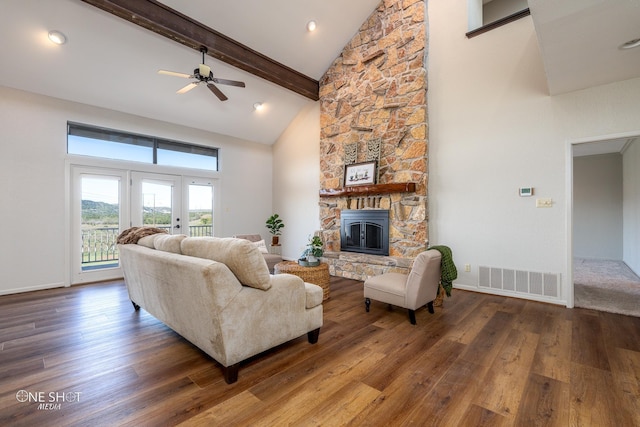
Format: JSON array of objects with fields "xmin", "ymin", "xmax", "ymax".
[
  {"xmin": 158, "ymin": 70, "xmax": 192, "ymax": 79},
  {"xmin": 207, "ymin": 83, "xmax": 228, "ymax": 101},
  {"xmin": 212, "ymin": 78, "xmax": 246, "ymax": 88},
  {"xmin": 176, "ymin": 82, "xmax": 198, "ymax": 94}
]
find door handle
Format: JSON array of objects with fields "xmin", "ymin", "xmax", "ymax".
[{"xmin": 174, "ymin": 224, "xmax": 181, "ymax": 229}]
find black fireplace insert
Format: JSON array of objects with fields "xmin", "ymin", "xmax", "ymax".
[{"xmin": 340, "ymin": 210, "xmax": 389, "ymax": 256}]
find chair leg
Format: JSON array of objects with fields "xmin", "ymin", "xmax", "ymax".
[
  {"xmin": 365, "ymin": 298, "xmax": 371, "ymax": 312},
  {"xmin": 427, "ymin": 301, "xmax": 434, "ymax": 314},
  {"xmin": 408, "ymin": 309, "xmax": 417, "ymax": 325}
]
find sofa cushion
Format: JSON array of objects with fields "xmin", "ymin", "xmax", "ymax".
[
  {"xmin": 137, "ymin": 234, "xmax": 159, "ymax": 249},
  {"xmin": 154, "ymin": 234, "xmax": 187, "ymax": 254},
  {"xmin": 181, "ymin": 237, "xmax": 271, "ymax": 290}
]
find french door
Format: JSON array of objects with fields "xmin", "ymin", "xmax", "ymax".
[
  {"xmin": 71, "ymin": 167, "xmax": 216, "ymax": 285},
  {"xmin": 71, "ymin": 167, "xmax": 128, "ymax": 284},
  {"xmin": 130, "ymin": 172, "xmax": 183, "ymax": 233}
]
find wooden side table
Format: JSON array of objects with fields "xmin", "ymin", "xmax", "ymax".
[
  {"xmin": 274, "ymin": 261, "xmax": 330, "ymax": 300},
  {"xmin": 269, "ymin": 244, "xmax": 282, "ymax": 255}
]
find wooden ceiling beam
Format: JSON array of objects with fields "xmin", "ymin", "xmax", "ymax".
[{"xmin": 81, "ymin": 0, "xmax": 319, "ymax": 101}]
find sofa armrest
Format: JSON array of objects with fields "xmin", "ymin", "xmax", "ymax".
[{"xmin": 218, "ymin": 274, "xmax": 323, "ymax": 366}]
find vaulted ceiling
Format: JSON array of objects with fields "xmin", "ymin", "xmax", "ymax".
[
  {"xmin": 1, "ymin": 1, "xmax": 639, "ymax": 145},
  {"xmin": 529, "ymin": 0, "xmax": 640, "ymax": 95},
  {"xmin": 0, "ymin": 0, "xmax": 380, "ymax": 144}
]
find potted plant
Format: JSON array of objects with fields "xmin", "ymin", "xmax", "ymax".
[
  {"xmin": 299, "ymin": 235, "xmax": 323, "ymax": 266},
  {"xmin": 265, "ymin": 214, "xmax": 284, "ymax": 245}
]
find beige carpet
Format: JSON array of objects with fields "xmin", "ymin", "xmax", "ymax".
[{"xmin": 574, "ymin": 258, "xmax": 640, "ymax": 317}]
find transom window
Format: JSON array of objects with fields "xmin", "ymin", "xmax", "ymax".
[
  {"xmin": 467, "ymin": 0, "xmax": 530, "ymax": 38},
  {"xmin": 67, "ymin": 122, "xmax": 219, "ymax": 171}
]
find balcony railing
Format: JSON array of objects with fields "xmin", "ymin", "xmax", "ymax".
[{"xmin": 81, "ymin": 225, "xmax": 213, "ymax": 267}]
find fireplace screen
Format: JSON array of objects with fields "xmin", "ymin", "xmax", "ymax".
[{"xmin": 340, "ymin": 210, "xmax": 389, "ymax": 256}]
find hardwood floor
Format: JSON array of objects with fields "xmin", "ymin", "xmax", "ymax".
[{"xmin": 1, "ymin": 277, "xmax": 639, "ymax": 426}]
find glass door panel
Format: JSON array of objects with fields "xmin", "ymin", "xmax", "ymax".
[
  {"xmin": 71, "ymin": 167, "xmax": 128, "ymax": 285},
  {"xmin": 188, "ymin": 182, "xmax": 214, "ymax": 237},
  {"xmin": 81, "ymin": 176, "xmax": 121, "ymax": 270},
  {"xmin": 142, "ymin": 181, "xmax": 173, "ymax": 230},
  {"xmin": 131, "ymin": 172, "xmax": 182, "ymax": 233}
]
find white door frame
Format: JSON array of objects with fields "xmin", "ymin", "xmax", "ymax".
[
  {"xmin": 70, "ymin": 166, "xmax": 129, "ymax": 285},
  {"xmin": 565, "ymin": 130, "xmax": 640, "ymax": 308}
]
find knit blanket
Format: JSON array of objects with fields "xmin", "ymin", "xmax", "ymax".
[
  {"xmin": 428, "ymin": 245, "xmax": 457, "ymax": 297},
  {"xmin": 117, "ymin": 226, "xmax": 169, "ymax": 245}
]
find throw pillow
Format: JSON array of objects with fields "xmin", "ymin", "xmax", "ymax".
[
  {"xmin": 181, "ymin": 237, "xmax": 271, "ymax": 290},
  {"xmin": 137, "ymin": 234, "xmax": 159, "ymax": 249},
  {"xmin": 254, "ymin": 239, "xmax": 269, "ymax": 254},
  {"xmin": 154, "ymin": 234, "xmax": 187, "ymax": 254}
]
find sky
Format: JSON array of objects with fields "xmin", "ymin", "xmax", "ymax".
[{"xmin": 82, "ymin": 176, "xmax": 213, "ymax": 210}]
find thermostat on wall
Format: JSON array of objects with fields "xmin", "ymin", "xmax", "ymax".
[{"xmin": 519, "ymin": 187, "xmax": 534, "ymax": 197}]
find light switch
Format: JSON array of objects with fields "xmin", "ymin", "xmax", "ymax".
[{"xmin": 536, "ymin": 198, "xmax": 553, "ymax": 208}]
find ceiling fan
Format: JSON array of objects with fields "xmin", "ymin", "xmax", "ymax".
[{"xmin": 158, "ymin": 47, "xmax": 245, "ymax": 101}]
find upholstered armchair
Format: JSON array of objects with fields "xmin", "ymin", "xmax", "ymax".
[{"xmin": 364, "ymin": 249, "xmax": 442, "ymax": 324}]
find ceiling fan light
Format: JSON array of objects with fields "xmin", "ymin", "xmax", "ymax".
[
  {"xmin": 619, "ymin": 37, "xmax": 640, "ymax": 50},
  {"xmin": 199, "ymin": 64, "xmax": 211, "ymax": 77},
  {"xmin": 253, "ymin": 102, "xmax": 264, "ymax": 111},
  {"xmin": 48, "ymin": 30, "xmax": 67, "ymax": 45},
  {"xmin": 306, "ymin": 20, "xmax": 317, "ymax": 32}
]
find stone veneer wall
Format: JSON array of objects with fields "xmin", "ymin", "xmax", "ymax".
[{"xmin": 318, "ymin": 0, "xmax": 428, "ymax": 280}]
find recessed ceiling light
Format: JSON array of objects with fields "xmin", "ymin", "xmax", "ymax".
[
  {"xmin": 306, "ymin": 20, "xmax": 317, "ymax": 32},
  {"xmin": 48, "ymin": 30, "xmax": 67, "ymax": 45},
  {"xmin": 619, "ymin": 37, "xmax": 640, "ymax": 50},
  {"xmin": 253, "ymin": 102, "xmax": 264, "ymax": 111}
]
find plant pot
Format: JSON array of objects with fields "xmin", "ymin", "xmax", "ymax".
[{"xmin": 271, "ymin": 235, "xmax": 279, "ymax": 245}]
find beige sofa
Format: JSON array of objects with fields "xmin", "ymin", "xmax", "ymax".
[{"xmin": 118, "ymin": 234, "xmax": 323, "ymax": 384}]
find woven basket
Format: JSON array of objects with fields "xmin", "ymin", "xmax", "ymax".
[{"xmin": 433, "ymin": 285, "xmax": 445, "ymax": 307}]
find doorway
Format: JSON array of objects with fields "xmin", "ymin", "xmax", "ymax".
[
  {"xmin": 131, "ymin": 172, "xmax": 182, "ymax": 233},
  {"xmin": 70, "ymin": 166, "xmax": 217, "ymax": 285},
  {"xmin": 570, "ymin": 135, "xmax": 640, "ymax": 316}
]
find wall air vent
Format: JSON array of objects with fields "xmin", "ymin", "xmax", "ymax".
[{"xmin": 478, "ymin": 266, "xmax": 560, "ymax": 299}]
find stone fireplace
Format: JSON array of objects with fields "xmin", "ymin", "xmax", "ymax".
[
  {"xmin": 340, "ymin": 209, "xmax": 390, "ymax": 256},
  {"xmin": 318, "ymin": 0, "xmax": 428, "ymax": 280}
]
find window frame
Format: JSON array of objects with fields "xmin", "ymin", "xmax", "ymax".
[
  {"xmin": 466, "ymin": 0, "xmax": 530, "ymax": 39},
  {"xmin": 67, "ymin": 122, "xmax": 219, "ymax": 171}
]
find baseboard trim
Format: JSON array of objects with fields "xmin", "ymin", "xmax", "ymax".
[
  {"xmin": 0, "ymin": 282, "xmax": 67, "ymax": 296},
  {"xmin": 453, "ymin": 283, "xmax": 567, "ymax": 307}
]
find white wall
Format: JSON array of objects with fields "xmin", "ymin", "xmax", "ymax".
[
  {"xmin": 623, "ymin": 139, "xmax": 640, "ymax": 275},
  {"xmin": 573, "ymin": 154, "xmax": 623, "ymax": 260},
  {"xmin": 0, "ymin": 86, "xmax": 273, "ymax": 295},
  {"xmin": 428, "ymin": 0, "xmax": 640, "ymax": 305},
  {"xmin": 272, "ymin": 101, "xmax": 320, "ymax": 261}
]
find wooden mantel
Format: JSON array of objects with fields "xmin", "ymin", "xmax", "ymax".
[{"xmin": 319, "ymin": 182, "xmax": 416, "ymax": 198}]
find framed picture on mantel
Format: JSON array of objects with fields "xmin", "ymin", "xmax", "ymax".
[{"xmin": 344, "ymin": 161, "xmax": 376, "ymax": 187}]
